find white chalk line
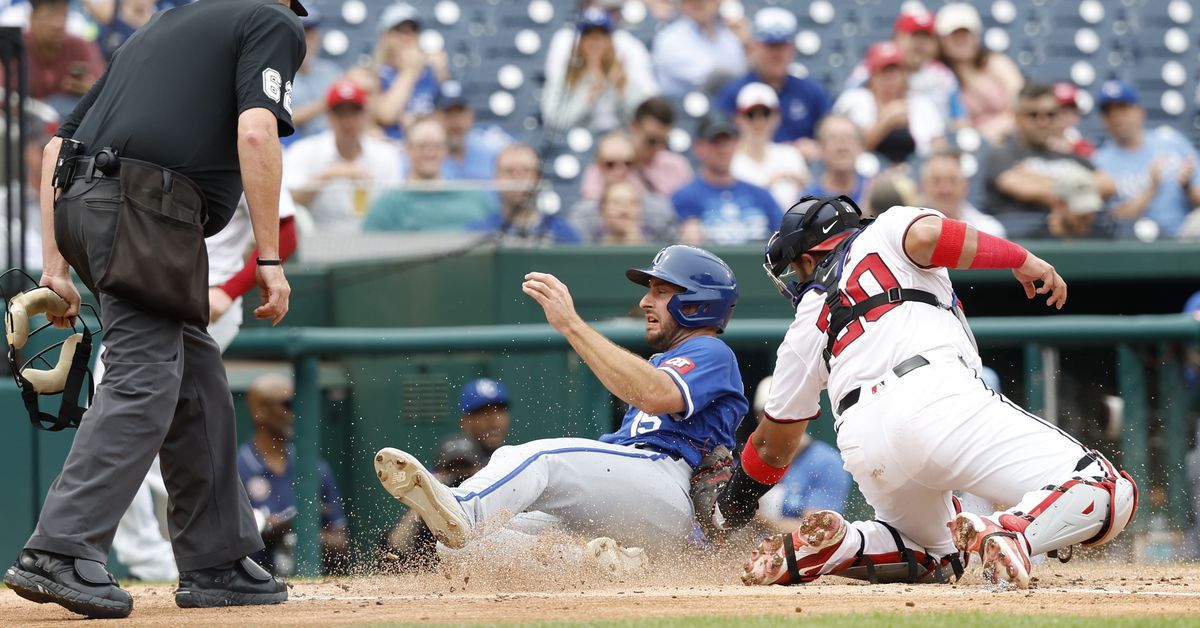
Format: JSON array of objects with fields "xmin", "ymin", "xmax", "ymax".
[{"xmin": 288, "ymin": 586, "xmax": 1200, "ymax": 603}]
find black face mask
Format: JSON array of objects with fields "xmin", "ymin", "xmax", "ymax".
[
  {"xmin": 2, "ymin": 270, "xmax": 102, "ymax": 431},
  {"xmin": 876, "ymin": 127, "xmax": 916, "ymax": 164}
]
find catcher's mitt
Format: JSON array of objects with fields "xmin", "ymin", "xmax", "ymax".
[{"xmin": 690, "ymin": 445, "xmax": 734, "ymax": 543}]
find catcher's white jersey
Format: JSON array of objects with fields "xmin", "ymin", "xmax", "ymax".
[
  {"xmin": 764, "ymin": 205, "xmax": 982, "ymax": 421},
  {"xmin": 205, "ymin": 187, "xmax": 297, "ymax": 286}
]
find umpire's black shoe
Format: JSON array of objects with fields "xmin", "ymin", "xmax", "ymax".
[
  {"xmin": 3, "ymin": 549, "xmax": 133, "ymax": 619},
  {"xmin": 175, "ymin": 557, "xmax": 287, "ymax": 608}
]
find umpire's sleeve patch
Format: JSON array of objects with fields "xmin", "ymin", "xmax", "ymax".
[{"xmin": 661, "ymin": 356, "xmax": 695, "ymax": 374}]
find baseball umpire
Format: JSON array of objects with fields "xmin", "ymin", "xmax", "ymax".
[
  {"xmin": 4, "ymin": 0, "xmax": 304, "ymax": 618},
  {"xmin": 699, "ymin": 196, "xmax": 1136, "ymax": 589}
]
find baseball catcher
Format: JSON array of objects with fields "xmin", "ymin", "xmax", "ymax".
[{"xmin": 700, "ymin": 195, "xmax": 1136, "ymax": 588}]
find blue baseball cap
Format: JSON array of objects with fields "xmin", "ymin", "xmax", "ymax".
[
  {"xmin": 1185, "ymin": 291, "xmax": 1200, "ymax": 319},
  {"xmin": 1098, "ymin": 80, "xmax": 1140, "ymax": 108},
  {"xmin": 460, "ymin": 378, "xmax": 509, "ymax": 414},
  {"xmin": 753, "ymin": 7, "xmax": 797, "ymax": 44},
  {"xmin": 577, "ymin": 7, "xmax": 613, "ymax": 32},
  {"xmin": 435, "ymin": 80, "xmax": 470, "ymax": 109}
]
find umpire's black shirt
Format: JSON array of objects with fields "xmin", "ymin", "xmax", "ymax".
[{"xmin": 58, "ymin": 0, "xmax": 305, "ymax": 236}]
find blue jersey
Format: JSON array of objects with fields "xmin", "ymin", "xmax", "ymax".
[
  {"xmin": 672, "ymin": 178, "xmax": 783, "ymax": 245},
  {"xmin": 599, "ymin": 336, "xmax": 748, "ymax": 468}
]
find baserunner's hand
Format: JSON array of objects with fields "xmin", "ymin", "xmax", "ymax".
[{"xmin": 1013, "ymin": 252, "xmax": 1067, "ymax": 310}]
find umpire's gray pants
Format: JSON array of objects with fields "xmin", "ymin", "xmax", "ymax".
[{"xmin": 25, "ymin": 176, "xmax": 262, "ymax": 571}]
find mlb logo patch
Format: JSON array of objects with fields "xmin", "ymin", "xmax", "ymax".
[
  {"xmin": 871, "ymin": 381, "xmax": 886, "ymax": 395},
  {"xmin": 662, "ymin": 357, "xmax": 696, "ymax": 374}
]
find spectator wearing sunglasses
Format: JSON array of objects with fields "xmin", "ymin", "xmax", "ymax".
[
  {"xmin": 730, "ymin": 82, "xmax": 809, "ymax": 212},
  {"xmin": 984, "ymin": 82, "xmax": 1115, "ymax": 239},
  {"xmin": 569, "ymin": 131, "xmax": 676, "ymax": 242},
  {"xmin": 237, "ymin": 374, "xmax": 349, "ymax": 576},
  {"xmin": 581, "ymin": 97, "xmax": 693, "ymax": 200},
  {"xmin": 673, "ymin": 113, "xmax": 783, "ymax": 246}
]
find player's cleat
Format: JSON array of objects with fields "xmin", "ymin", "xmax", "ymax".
[
  {"xmin": 742, "ymin": 509, "xmax": 848, "ymax": 586},
  {"xmin": 585, "ymin": 537, "xmax": 647, "ymax": 576},
  {"xmin": 3, "ymin": 550, "xmax": 133, "ymax": 619},
  {"xmin": 375, "ymin": 447, "xmax": 470, "ymax": 549},
  {"xmin": 949, "ymin": 512, "xmax": 1031, "ymax": 589}
]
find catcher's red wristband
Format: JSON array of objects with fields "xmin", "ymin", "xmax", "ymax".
[
  {"xmin": 929, "ymin": 218, "xmax": 967, "ymax": 268},
  {"xmin": 741, "ymin": 440, "xmax": 788, "ymax": 485},
  {"xmin": 969, "ymin": 231, "xmax": 1028, "ymax": 270}
]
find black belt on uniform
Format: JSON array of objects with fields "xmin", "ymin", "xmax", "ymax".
[
  {"xmin": 632, "ymin": 442, "xmax": 680, "ymax": 460},
  {"xmin": 835, "ymin": 355, "xmax": 931, "ymax": 415}
]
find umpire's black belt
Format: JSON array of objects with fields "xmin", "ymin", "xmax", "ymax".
[{"xmin": 835, "ymin": 354, "xmax": 931, "ymax": 415}]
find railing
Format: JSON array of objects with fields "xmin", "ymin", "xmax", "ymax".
[{"xmin": 226, "ymin": 314, "xmax": 1200, "ymax": 575}]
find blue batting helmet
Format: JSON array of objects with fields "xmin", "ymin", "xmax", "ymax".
[{"xmin": 625, "ymin": 245, "xmax": 738, "ymax": 332}]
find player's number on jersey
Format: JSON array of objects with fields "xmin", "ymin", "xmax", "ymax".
[
  {"xmin": 630, "ymin": 411, "xmax": 662, "ymax": 436},
  {"xmin": 816, "ymin": 253, "xmax": 902, "ymax": 356}
]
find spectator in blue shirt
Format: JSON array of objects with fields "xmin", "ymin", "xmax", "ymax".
[
  {"xmin": 716, "ymin": 7, "xmax": 830, "ymax": 158},
  {"xmin": 1092, "ymin": 80, "xmax": 1200, "ymax": 239},
  {"xmin": 801, "ymin": 115, "xmax": 871, "ymax": 205},
  {"xmin": 436, "ymin": 80, "xmax": 512, "ymax": 181},
  {"xmin": 750, "ymin": 377, "xmax": 851, "ymax": 533},
  {"xmin": 467, "ymin": 143, "xmax": 581, "ymax": 244},
  {"xmin": 371, "ymin": 2, "xmax": 448, "ymax": 139},
  {"xmin": 236, "ymin": 374, "xmax": 349, "ymax": 576},
  {"xmin": 651, "ymin": 0, "xmax": 747, "ymax": 97},
  {"xmin": 673, "ymin": 114, "xmax": 782, "ymax": 245}
]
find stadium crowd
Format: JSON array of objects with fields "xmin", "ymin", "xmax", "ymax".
[{"xmin": 3, "ymin": 0, "xmax": 1200, "ymax": 260}]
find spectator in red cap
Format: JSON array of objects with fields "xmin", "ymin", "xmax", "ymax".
[
  {"xmin": 1049, "ymin": 82, "xmax": 1095, "ymax": 159},
  {"xmin": 283, "ymin": 79, "xmax": 403, "ymax": 233},
  {"xmin": 936, "ymin": 2, "xmax": 1023, "ymax": 146},
  {"xmin": 844, "ymin": 6, "xmax": 966, "ymax": 131},
  {"xmin": 833, "ymin": 41, "xmax": 946, "ymax": 162}
]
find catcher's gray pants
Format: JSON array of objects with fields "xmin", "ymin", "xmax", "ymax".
[{"xmin": 24, "ymin": 176, "xmax": 262, "ymax": 571}]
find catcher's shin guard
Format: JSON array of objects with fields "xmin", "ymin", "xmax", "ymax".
[
  {"xmin": 834, "ymin": 520, "xmax": 963, "ymax": 585},
  {"xmin": 998, "ymin": 450, "xmax": 1138, "ymax": 557},
  {"xmin": 742, "ymin": 512, "xmax": 964, "ymax": 586}
]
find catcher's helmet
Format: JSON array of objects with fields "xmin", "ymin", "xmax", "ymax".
[
  {"xmin": 626, "ymin": 245, "xmax": 738, "ymax": 332},
  {"xmin": 763, "ymin": 195, "xmax": 864, "ymax": 299}
]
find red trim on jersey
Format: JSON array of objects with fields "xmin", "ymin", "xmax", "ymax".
[
  {"xmin": 901, "ymin": 213, "xmax": 941, "ymax": 269},
  {"xmin": 219, "ymin": 216, "xmax": 298, "ymax": 300},
  {"xmin": 969, "ymin": 231, "xmax": 1028, "ymax": 269},
  {"xmin": 763, "ymin": 410, "xmax": 820, "ymax": 424},
  {"xmin": 930, "ymin": 218, "xmax": 967, "ymax": 268},
  {"xmin": 742, "ymin": 440, "xmax": 788, "ymax": 485}
]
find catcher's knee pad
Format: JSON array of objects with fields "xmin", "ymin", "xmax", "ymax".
[
  {"xmin": 832, "ymin": 521, "xmax": 964, "ymax": 585},
  {"xmin": 1002, "ymin": 450, "xmax": 1138, "ymax": 557}
]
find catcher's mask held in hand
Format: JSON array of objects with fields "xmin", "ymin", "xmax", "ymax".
[{"xmin": 2, "ymin": 269, "xmax": 100, "ymax": 431}]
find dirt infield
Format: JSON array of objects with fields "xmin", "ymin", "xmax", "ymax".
[{"xmin": 4, "ymin": 553, "xmax": 1199, "ymax": 626}]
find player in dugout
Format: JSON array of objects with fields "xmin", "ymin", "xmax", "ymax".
[
  {"xmin": 373, "ymin": 245, "xmax": 747, "ymax": 571},
  {"xmin": 695, "ymin": 195, "xmax": 1136, "ymax": 589}
]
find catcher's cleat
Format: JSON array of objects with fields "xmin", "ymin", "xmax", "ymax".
[
  {"xmin": 375, "ymin": 447, "xmax": 470, "ymax": 549},
  {"xmin": 585, "ymin": 538, "xmax": 647, "ymax": 576},
  {"xmin": 949, "ymin": 512, "xmax": 1031, "ymax": 589},
  {"xmin": 741, "ymin": 510, "xmax": 848, "ymax": 586}
]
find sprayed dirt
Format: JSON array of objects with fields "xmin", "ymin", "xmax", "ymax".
[{"xmin": 4, "ymin": 549, "xmax": 1199, "ymax": 626}]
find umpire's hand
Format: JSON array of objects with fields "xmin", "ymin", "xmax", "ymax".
[
  {"xmin": 39, "ymin": 271, "xmax": 80, "ymax": 329},
  {"xmin": 254, "ymin": 265, "xmax": 290, "ymax": 325}
]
